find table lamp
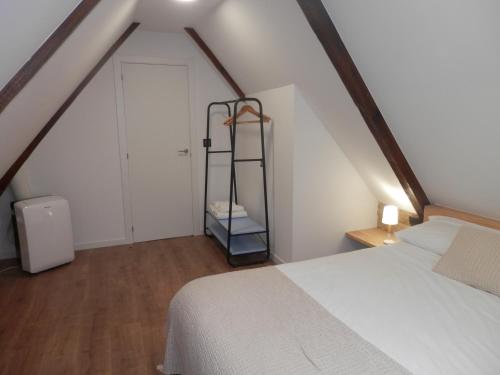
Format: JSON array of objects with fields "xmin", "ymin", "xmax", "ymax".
[{"xmin": 382, "ymin": 205, "xmax": 399, "ymax": 244}]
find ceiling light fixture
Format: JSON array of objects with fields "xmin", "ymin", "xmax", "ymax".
[{"xmin": 175, "ymin": 0, "xmax": 197, "ymax": 2}]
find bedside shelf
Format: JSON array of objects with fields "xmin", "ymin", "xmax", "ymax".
[{"xmin": 346, "ymin": 228, "xmax": 397, "ymax": 248}]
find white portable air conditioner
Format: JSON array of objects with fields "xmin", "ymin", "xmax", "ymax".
[{"xmin": 15, "ymin": 196, "xmax": 75, "ymax": 273}]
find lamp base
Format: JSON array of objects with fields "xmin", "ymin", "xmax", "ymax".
[{"xmin": 384, "ymin": 226, "xmax": 396, "ymax": 245}]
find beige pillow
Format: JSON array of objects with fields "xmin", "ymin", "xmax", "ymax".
[{"xmin": 433, "ymin": 225, "xmax": 500, "ymax": 297}]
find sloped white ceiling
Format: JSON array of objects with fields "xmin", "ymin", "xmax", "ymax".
[
  {"xmin": 3, "ymin": 0, "xmax": 496, "ymax": 219},
  {"xmin": 0, "ymin": 0, "xmax": 139, "ymax": 181},
  {"xmin": 196, "ymin": 0, "xmax": 500, "ymax": 219},
  {"xmin": 196, "ymin": 0, "xmax": 416, "ymax": 212},
  {"xmin": 321, "ymin": 0, "xmax": 500, "ymax": 219},
  {"xmin": 0, "ymin": 0, "xmax": 81, "ymax": 88},
  {"xmin": 135, "ymin": 0, "xmax": 223, "ymax": 32}
]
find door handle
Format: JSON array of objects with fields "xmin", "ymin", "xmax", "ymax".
[{"xmin": 178, "ymin": 148, "xmax": 189, "ymax": 155}]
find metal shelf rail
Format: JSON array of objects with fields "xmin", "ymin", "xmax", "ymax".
[{"xmin": 203, "ymin": 98, "xmax": 270, "ymax": 267}]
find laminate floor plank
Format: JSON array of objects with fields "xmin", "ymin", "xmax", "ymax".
[{"xmin": 0, "ymin": 236, "xmax": 270, "ymax": 374}]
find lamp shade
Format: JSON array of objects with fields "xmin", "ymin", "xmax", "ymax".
[{"xmin": 382, "ymin": 205, "xmax": 399, "ymax": 225}]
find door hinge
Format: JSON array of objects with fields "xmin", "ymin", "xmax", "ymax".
[
  {"xmin": 121, "ymin": 73, "xmax": 124, "ymax": 81},
  {"xmin": 126, "ymin": 153, "xmax": 129, "ymax": 160},
  {"xmin": 131, "ymin": 226, "xmax": 134, "ymax": 233}
]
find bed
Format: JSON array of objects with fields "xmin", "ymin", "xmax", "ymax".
[{"xmin": 160, "ymin": 206, "xmax": 500, "ymax": 374}]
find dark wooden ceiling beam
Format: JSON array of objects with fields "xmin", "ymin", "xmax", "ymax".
[
  {"xmin": 296, "ymin": 0, "xmax": 430, "ymax": 217},
  {"xmin": 0, "ymin": 23, "xmax": 140, "ymax": 196},
  {"xmin": 185, "ymin": 27, "xmax": 245, "ymax": 98},
  {"xmin": 0, "ymin": 0, "xmax": 101, "ymax": 115}
]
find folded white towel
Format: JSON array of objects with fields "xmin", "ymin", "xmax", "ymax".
[
  {"xmin": 211, "ymin": 201, "xmax": 245, "ymax": 213},
  {"xmin": 209, "ymin": 205, "xmax": 248, "ymax": 220}
]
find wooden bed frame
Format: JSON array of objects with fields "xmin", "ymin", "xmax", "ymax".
[{"xmin": 424, "ymin": 205, "xmax": 500, "ymax": 231}]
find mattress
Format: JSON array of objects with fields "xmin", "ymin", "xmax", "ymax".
[
  {"xmin": 162, "ymin": 242, "xmax": 500, "ymax": 374},
  {"xmin": 278, "ymin": 242, "xmax": 500, "ymax": 375}
]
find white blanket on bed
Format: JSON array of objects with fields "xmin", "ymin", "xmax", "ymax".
[
  {"xmin": 278, "ymin": 243, "xmax": 500, "ymax": 375},
  {"xmin": 162, "ymin": 267, "xmax": 412, "ymax": 375}
]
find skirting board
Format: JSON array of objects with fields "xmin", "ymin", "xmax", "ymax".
[
  {"xmin": 1, "ymin": 239, "xmax": 129, "ymax": 256},
  {"xmin": 0, "ymin": 251, "xmax": 17, "ymax": 261},
  {"xmin": 271, "ymin": 252, "xmax": 285, "ymax": 264},
  {"xmin": 0, "ymin": 258, "xmax": 18, "ymax": 267},
  {"xmin": 74, "ymin": 238, "xmax": 130, "ymax": 251}
]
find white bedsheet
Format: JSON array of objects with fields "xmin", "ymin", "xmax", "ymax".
[{"xmin": 278, "ymin": 243, "xmax": 500, "ymax": 375}]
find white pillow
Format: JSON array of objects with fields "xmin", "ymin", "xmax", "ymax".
[{"xmin": 396, "ymin": 220, "xmax": 460, "ymax": 255}]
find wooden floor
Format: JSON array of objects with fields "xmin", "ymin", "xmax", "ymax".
[{"xmin": 0, "ymin": 236, "xmax": 269, "ymax": 374}]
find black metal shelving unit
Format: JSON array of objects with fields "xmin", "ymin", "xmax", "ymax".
[{"xmin": 203, "ymin": 98, "xmax": 270, "ymax": 267}]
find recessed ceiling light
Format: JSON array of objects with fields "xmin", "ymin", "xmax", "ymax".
[{"xmin": 175, "ymin": 0, "xmax": 197, "ymax": 2}]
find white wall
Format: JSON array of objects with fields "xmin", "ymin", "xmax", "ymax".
[
  {"xmin": 0, "ymin": 188, "xmax": 16, "ymax": 260},
  {"xmin": 0, "ymin": 0, "xmax": 69, "ymax": 261},
  {"xmin": 236, "ymin": 85, "xmax": 377, "ymax": 263},
  {"xmin": 0, "ymin": 0, "xmax": 81, "ymax": 88},
  {"xmin": 0, "ymin": 0, "xmax": 138, "ymax": 183},
  {"xmin": 292, "ymin": 89, "xmax": 377, "ymax": 261},
  {"xmin": 19, "ymin": 54, "xmax": 375, "ymax": 261},
  {"xmin": 19, "ymin": 31, "xmax": 235, "ymax": 250},
  {"xmin": 322, "ymin": 0, "xmax": 500, "ymax": 219},
  {"xmin": 21, "ymin": 61, "xmax": 128, "ymax": 249},
  {"xmin": 196, "ymin": 0, "xmax": 415, "ymax": 213},
  {"xmin": 233, "ymin": 86, "xmax": 294, "ymax": 263}
]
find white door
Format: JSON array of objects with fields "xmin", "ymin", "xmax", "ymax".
[{"xmin": 122, "ymin": 63, "xmax": 193, "ymax": 242}]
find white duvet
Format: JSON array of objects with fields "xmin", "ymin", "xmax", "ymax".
[{"xmin": 278, "ymin": 242, "xmax": 500, "ymax": 375}]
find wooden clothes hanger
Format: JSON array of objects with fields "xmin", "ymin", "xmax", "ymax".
[{"xmin": 224, "ymin": 104, "xmax": 271, "ymax": 126}]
